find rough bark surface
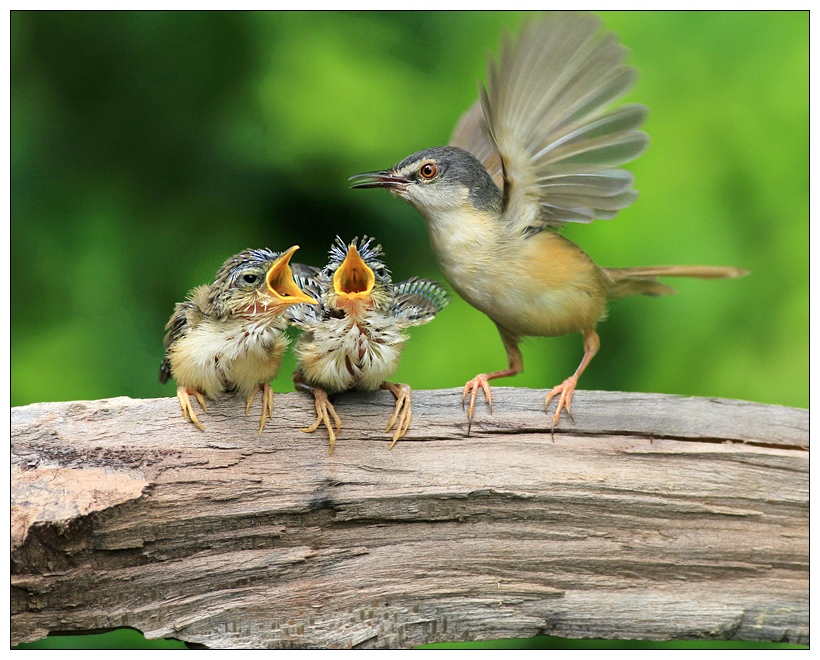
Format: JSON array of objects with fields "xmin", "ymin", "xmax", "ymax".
[{"xmin": 11, "ymin": 388, "xmax": 809, "ymax": 648}]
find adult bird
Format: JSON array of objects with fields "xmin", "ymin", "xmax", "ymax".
[
  {"xmin": 160, "ymin": 246, "xmax": 318, "ymax": 434},
  {"xmin": 350, "ymin": 12, "xmax": 746, "ymax": 432},
  {"xmin": 288, "ymin": 236, "xmax": 448, "ymax": 452}
]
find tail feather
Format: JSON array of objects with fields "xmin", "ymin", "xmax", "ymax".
[{"xmin": 603, "ymin": 265, "xmax": 748, "ymax": 300}]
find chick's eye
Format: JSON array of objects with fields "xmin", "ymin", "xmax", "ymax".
[
  {"xmin": 419, "ymin": 162, "xmax": 437, "ymax": 180},
  {"xmin": 243, "ymin": 273, "xmax": 259, "ymax": 284}
]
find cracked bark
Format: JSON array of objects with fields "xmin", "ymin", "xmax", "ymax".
[{"xmin": 11, "ymin": 388, "xmax": 809, "ymax": 648}]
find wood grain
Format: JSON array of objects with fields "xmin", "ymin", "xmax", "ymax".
[{"xmin": 11, "ymin": 389, "xmax": 809, "ymax": 648}]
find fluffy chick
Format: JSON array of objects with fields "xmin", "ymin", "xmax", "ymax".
[
  {"xmin": 160, "ymin": 246, "xmax": 317, "ymax": 433},
  {"xmin": 288, "ymin": 236, "xmax": 448, "ymax": 452}
]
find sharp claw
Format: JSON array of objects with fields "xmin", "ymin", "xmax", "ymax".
[
  {"xmin": 325, "ymin": 409, "xmax": 337, "ymax": 454},
  {"xmin": 257, "ymin": 383, "xmax": 274, "ymax": 436},
  {"xmin": 301, "ymin": 389, "xmax": 341, "ymax": 453},
  {"xmin": 193, "ymin": 391, "xmax": 207, "ymax": 412},
  {"xmin": 468, "ymin": 384, "xmax": 478, "ymax": 435},
  {"xmin": 301, "ymin": 418, "xmax": 321, "ymax": 433},
  {"xmin": 384, "ymin": 383, "xmax": 412, "ymax": 450},
  {"xmin": 242, "ymin": 383, "xmax": 274, "ymax": 435},
  {"xmin": 387, "ymin": 405, "xmax": 410, "ymax": 447},
  {"xmin": 328, "ymin": 405, "xmax": 342, "ymax": 453},
  {"xmin": 544, "ymin": 376, "xmax": 579, "ymax": 434},
  {"xmin": 188, "ymin": 409, "xmax": 205, "ymax": 431},
  {"xmin": 385, "ymin": 403, "xmax": 401, "ymax": 434},
  {"xmin": 177, "ymin": 386, "xmax": 206, "ymax": 431},
  {"xmin": 462, "ymin": 374, "xmax": 494, "ymax": 436}
]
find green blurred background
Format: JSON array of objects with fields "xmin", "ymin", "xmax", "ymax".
[
  {"xmin": 11, "ymin": 10, "xmax": 808, "ymax": 650},
  {"xmin": 12, "ymin": 10, "xmax": 808, "ymax": 411}
]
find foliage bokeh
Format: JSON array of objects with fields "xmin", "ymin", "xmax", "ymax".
[
  {"xmin": 11, "ymin": 10, "xmax": 808, "ymax": 649},
  {"xmin": 12, "ymin": 11, "xmax": 808, "ymax": 411}
]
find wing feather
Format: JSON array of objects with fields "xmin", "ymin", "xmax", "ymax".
[
  {"xmin": 389, "ymin": 278, "xmax": 449, "ymax": 327},
  {"xmin": 285, "ymin": 263, "xmax": 324, "ymax": 328},
  {"xmin": 451, "ymin": 11, "xmax": 647, "ymax": 230}
]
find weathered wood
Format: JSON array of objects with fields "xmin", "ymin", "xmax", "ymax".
[{"xmin": 11, "ymin": 389, "xmax": 809, "ymax": 648}]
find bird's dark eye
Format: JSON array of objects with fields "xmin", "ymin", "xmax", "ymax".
[
  {"xmin": 243, "ymin": 273, "xmax": 259, "ymax": 284},
  {"xmin": 419, "ymin": 162, "xmax": 437, "ymax": 180}
]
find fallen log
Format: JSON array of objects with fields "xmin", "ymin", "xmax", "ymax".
[{"xmin": 11, "ymin": 389, "xmax": 809, "ymax": 648}]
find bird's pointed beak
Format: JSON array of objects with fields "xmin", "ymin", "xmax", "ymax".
[
  {"xmin": 266, "ymin": 245, "xmax": 319, "ymax": 306},
  {"xmin": 348, "ymin": 169, "xmax": 410, "ymax": 192},
  {"xmin": 333, "ymin": 243, "xmax": 375, "ymax": 301}
]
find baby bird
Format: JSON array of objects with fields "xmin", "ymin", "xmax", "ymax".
[
  {"xmin": 350, "ymin": 12, "xmax": 747, "ymax": 432},
  {"xmin": 288, "ymin": 236, "xmax": 448, "ymax": 452},
  {"xmin": 160, "ymin": 246, "xmax": 318, "ymax": 434}
]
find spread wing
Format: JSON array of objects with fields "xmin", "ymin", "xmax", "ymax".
[
  {"xmin": 451, "ymin": 11, "xmax": 648, "ymax": 230},
  {"xmin": 389, "ymin": 277, "xmax": 449, "ymax": 327},
  {"xmin": 450, "ymin": 100, "xmax": 504, "ymax": 190}
]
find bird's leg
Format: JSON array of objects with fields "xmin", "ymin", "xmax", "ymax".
[
  {"xmin": 244, "ymin": 383, "xmax": 274, "ymax": 435},
  {"xmin": 545, "ymin": 328, "xmax": 600, "ymax": 431},
  {"xmin": 462, "ymin": 326, "xmax": 522, "ymax": 434},
  {"xmin": 293, "ymin": 369, "xmax": 342, "ymax": 453},
  {"xmin": 306, "ymin": 388, "xmax": 342, "ymax": 454},
  {"xmin": 177, "ymin": 386, "xmax": 207, "ymax": 431},
  {"xmin": 381, "ymin": 381, "xmax": 412, "ymax": 449}
]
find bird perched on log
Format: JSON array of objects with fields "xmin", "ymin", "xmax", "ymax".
[
  {"xmin": 350, "ymin": 11, "xmax": 747, "ymax": 432},
  {"xmin": 288, "ymin": 236, "xmax": 448, "ymax": 452},
  {"xmin": 160, "ymin": 246, "xmax": 318, "ymax": 434}
]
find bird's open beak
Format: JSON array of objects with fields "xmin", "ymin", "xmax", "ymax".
[
  {"xmin": 348, "ymin": 170, "xmax": 410, "ymax": 192},
  {"xmin": 266, "ymin": 245, "xmax": 319, "ymax": 306},
  {"xmin": 333, "ymin": 243, "xmax": 375, "ymax": 301}
]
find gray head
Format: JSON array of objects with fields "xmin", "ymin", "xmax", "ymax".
[{"xmin": 349, "ymin": 146, "xmax": 502, "ymax": 217}]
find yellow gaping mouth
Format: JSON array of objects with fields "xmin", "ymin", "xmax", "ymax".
[
  {"xmin": 265, "ymin": 245, "xmax": 318, "ymax": 306},
  {"xmin": 333, "ymin": 244, "xmax": 375, "ymax": 301}
]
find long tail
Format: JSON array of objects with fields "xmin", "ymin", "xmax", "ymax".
[{"xmin": 603, "ymin": 265, "xmax": 748, "ymax": 300}]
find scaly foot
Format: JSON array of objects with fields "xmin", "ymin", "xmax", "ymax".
[
  {"xmin": 177, "ymin": 386, "xmax": 207, "ymax": 431},
  {"xmin": 382, "ymin": 382, "xmax": 412, "ymax": 449},
  {"xmin": 462, "ymin": 374, "xmax": 493, "ymax": 435},
  {"xmin": 545, "ymin": 375, "xmax": 578, "ymax": 431},
  {"xmin": 245, "ymin": 383, "xmax": 274, "ymax": 435},
  {"xmin": 302, "ymin": 387, "xmax": 342, "ymax": 453}
]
